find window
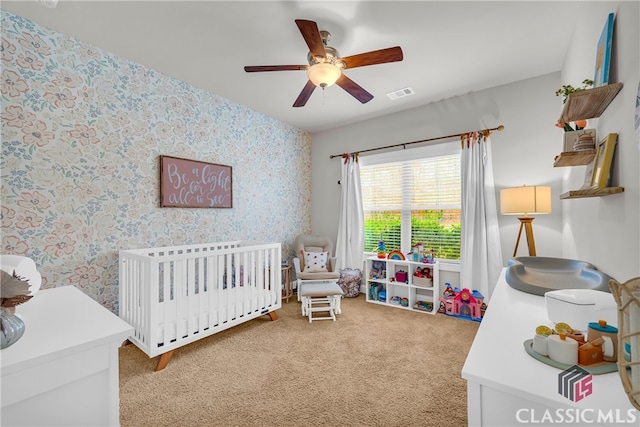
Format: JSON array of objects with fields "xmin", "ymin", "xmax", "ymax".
[{"xmin": 360, "ymin": 142, "xmax": 461, "ymax": 260}]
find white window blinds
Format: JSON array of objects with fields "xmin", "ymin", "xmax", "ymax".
[{"xmin": 360, "ymin": 143, "xmax": 461, "ymax": 260}]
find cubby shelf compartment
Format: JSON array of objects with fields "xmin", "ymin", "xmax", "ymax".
[
  {"xmin": 553, "ymin": 149, "xmax": 596, "ymax": 167},
  {"xmin": 558, "ymin": 82, "xmax": 623, "ymax": 123},
  {"xmin": 559, "ymin": 187, "xmax": 624, "ymax": 199}
]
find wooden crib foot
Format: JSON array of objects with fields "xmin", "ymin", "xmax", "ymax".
[
  {"xmin": 268, "ymin": 311, "xmax": 278, "ymax": 321},
  {"xmin": 155, "ymin": 350, "xmax": 174, "ymax": 371}
]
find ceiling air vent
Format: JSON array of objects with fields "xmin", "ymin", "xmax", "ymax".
[
  {"xmin": 38, "ymin": 0, "xmax": 59, "ymax": 7},
  {"xmin": 386, "ymin": 87, "xmax": 414, "ymax": 100}
]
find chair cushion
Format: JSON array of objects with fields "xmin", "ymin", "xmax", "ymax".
[
  {"xmin": 300, "ymin": 282, "xmax": 344, "ymax": 297},
  {"xmin": 297, "ymin": 271, "xmax": 340, "ymax": 280},
  {"xmin": 303, "ymin": 251, "xmax": 329, "ymax": 273}
]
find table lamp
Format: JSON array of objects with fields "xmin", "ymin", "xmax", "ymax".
[{"xmin": 500, "ymin": 185, "xmax": 551, "ymax": 256}]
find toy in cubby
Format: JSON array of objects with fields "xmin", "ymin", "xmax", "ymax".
[
  {"xmin": 378, "ymin": 290, "xmax": 387, "ymax": 302},
  {"xmin": 369, "ymin": 260, "xmax": 386, "ymax": 280},
  {"xmin": 369, "ymin": 282, "xmax": 384, "ymax": 301},
  {"xmin": 437, "ymin": 283, "xmax": 486, "ymax": 322},
  {"xmin": 395, "ymin": 270, "xmax": 408, "ymax": 283},
  {"xmin": 412, "ymin": 266, "xmax": 432, "ymax": 287}
]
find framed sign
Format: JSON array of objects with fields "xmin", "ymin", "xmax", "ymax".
[
  {"xmin": 590, "ymin": 133, "xmax": 618, "ymax": 189},
  {"xmin": 160, "ymin": 155, "xmax": 232, "ymax": 208}
]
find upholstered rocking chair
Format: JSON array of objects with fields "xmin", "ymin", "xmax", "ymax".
[{"xmin": 293, "ymin": 234, "xmax": 343, "ymax": 322}]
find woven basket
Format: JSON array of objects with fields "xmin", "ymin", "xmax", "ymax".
[
  {"xmin": 412, "ymin": 276, "xmax": 432, "ymax": 288},
  {"xmin": 609, "ymin": 277, "xmax": 640, "ymax": 411}
]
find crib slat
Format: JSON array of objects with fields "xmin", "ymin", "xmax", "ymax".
[
  {"xmin": 208, "ymin": 254, "xmax": 217, "ymax": 327},
  {"xmin": 146, "ymin": 254, "xmax": 159, "ymax": 356},
  {"xmin": 176, "ymin": 257, "xmax": 187, "ymax": 340},
  {"xmin": 247, "ymin": 249, "xmax": 256, "ymax": 313},
  {"xmin": 241, "ymin": 250, "xmax": 249, "ymax": 315},
  {"xmin": 186, "ymin": 256, "xmax": 195, "ymax": 336},
  {"xmin": 235, "ymin": 251, "xmax": 242, "ymax": 315},
  {"xmin": 136, "ymin": 258, "xmax": 145, "ymax": 343},
  {"xmin": 258, "ymin": 250, "xmax": 265, "ymax": 310},
  {"xmin": 218, "ymin": 252, "xmax": 226, "ymax": 325},
  {"xmin": 198, "ymin": 255, "xmax": 208, "ymax": 332},
  {"xmin": 161, "ymin": 257, "xmax": 171, "ymax": 347}
]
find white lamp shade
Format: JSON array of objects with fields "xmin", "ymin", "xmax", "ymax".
[
  {"xmin": 307, "ymin": 63, "xmax": 341, "ymax": 88},
  {"xmin": 500, "ymin": 186, "xmax": 551, "ymax": 216}
]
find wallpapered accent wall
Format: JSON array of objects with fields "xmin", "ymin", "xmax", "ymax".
[{"xmin": 0, "ymin": 12, "xmax": 312, "ymax": 312}]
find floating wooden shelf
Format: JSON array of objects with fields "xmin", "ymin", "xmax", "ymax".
[
  {"xmin": 553, "ymin": 149, "xmax": 596, "ymax": 167},
  {"xmin": 559, "ymin": 187, "xmax": 624, "ymax": 199},
  {"xmin": 558, "ymin": 82, "xmax": 623, "ymax": 123}
]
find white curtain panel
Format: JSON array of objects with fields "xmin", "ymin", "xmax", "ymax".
[
  {"xmin": 335, "ymin": 154, "xmax": 365, "ymax": 271},
  {"xmin": 460, "ymin": 133, "xmax": 503, "ymax": 302}
]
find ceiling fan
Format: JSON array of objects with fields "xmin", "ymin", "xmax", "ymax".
[{"xmin": 244, "ymin": 19, "xmax": 403, "ymax": 107}]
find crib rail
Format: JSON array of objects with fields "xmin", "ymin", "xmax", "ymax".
[{"xmin": 119, "ymin": 241, "xmax": 281, "ymax": 358}]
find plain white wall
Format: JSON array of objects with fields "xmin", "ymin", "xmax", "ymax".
[
  {"xmin": 560, "ymin": 1, "xmax": 640, "ymax": 283},
  {"xmin": 311, "ymin": 2, "xmax": 639, "ymax": 286}
]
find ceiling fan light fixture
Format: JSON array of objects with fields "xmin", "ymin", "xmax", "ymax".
[
  {"xmin": 307, "ymin": 63, "xmax": 341, "ymax": 88},
  {"xmin": 245, "ymin": 19, "xmax": 403, "ymax": 107}
]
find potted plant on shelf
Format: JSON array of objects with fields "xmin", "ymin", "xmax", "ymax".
[
  {"xmin": 555, "ymin": 79, "xmax": 594, "ymax": 132},
  {"xmin": 555, "ymin": 79, "xmax": 594, "ymax": 104}
]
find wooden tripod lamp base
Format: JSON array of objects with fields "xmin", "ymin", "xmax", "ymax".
[
  {"xmin": 513, "ymin": 216, "xmax": 536, "ymax": 257},
  {"xmin": 500, "ymin": 185, "xmax": 551, "ymax": 257}
]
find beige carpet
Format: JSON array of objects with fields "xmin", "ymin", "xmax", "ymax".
[{"xmin": 119, "ymin": 294, "xmax": 480, "ymax": 427}]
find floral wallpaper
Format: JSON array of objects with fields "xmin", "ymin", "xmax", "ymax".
[{"xmin": 1, "ymin": 12, "xmax": 312, "ymax": 313}]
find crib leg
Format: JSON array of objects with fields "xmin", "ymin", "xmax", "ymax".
[
  {"xmin": 268, "ymin": 311, "xmax": 278, "ymax": 321},
  {"xmin": 155, "ymin": 350, "xmax": 175, "ymax": 371}
]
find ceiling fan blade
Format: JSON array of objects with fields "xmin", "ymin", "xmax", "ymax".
[
  {"xmin": 340, "ymin": 46, "xmax": 403, "ymax": 69},
  {"xmin": 295, "ymin": 19, "xmax": 326, "ymax": 60},
  {"xmin": 293, "ymin": 80, "xmax": 317, "ymax": 107},
  {"xmin": 336, "ymin": 74, "xmax": 374, "ymax": 104},
  {"xmin": 244, "ymin": 65, "xmax": 306, "ymax": 72}
]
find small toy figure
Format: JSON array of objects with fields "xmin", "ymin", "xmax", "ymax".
[
  {"xmin": 425, "ymin": 249, "xmax": 435, "ymax": 263},
  {"xmin": 442, "ymin": 283, "xmax": 456, "ymax": 297}
]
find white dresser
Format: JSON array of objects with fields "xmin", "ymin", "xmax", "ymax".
[
  {"xmin": 462, "ymin": 269, "xmax": 639, "ymax": 427},
  {"xmin": 1, "ymin": 286, "xmax": 133, "ymax": 427}
]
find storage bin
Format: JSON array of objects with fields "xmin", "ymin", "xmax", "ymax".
[
  {"xmin": 413, "ymin": 276, "xmax": 433, "ymax": 287},
  {"xmin": 395, "ymin": 270, "xmax": 408, "ymax": 283}
]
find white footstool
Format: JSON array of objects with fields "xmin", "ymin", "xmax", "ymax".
[{"xmin": 299, "ymin": 282, "xmax": 344, "ymax": 323}]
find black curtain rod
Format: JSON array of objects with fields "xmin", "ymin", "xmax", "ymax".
[{"xmin": 329, "ymin": 125, "xmax": 505, "ymax": 159}]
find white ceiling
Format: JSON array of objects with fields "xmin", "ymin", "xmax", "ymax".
[{"xmin": 2, "ymin": 1, "xmax": 587, "ymax": 133}]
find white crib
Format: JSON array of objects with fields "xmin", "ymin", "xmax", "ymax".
[{"xmin": 119, "ymin": 241, "xmax": 281, "ymax": 370}]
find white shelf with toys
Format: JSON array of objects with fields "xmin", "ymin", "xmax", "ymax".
[{"xmin": 365, "ymin": 256, "xmax": 439, "ymax": 315}]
